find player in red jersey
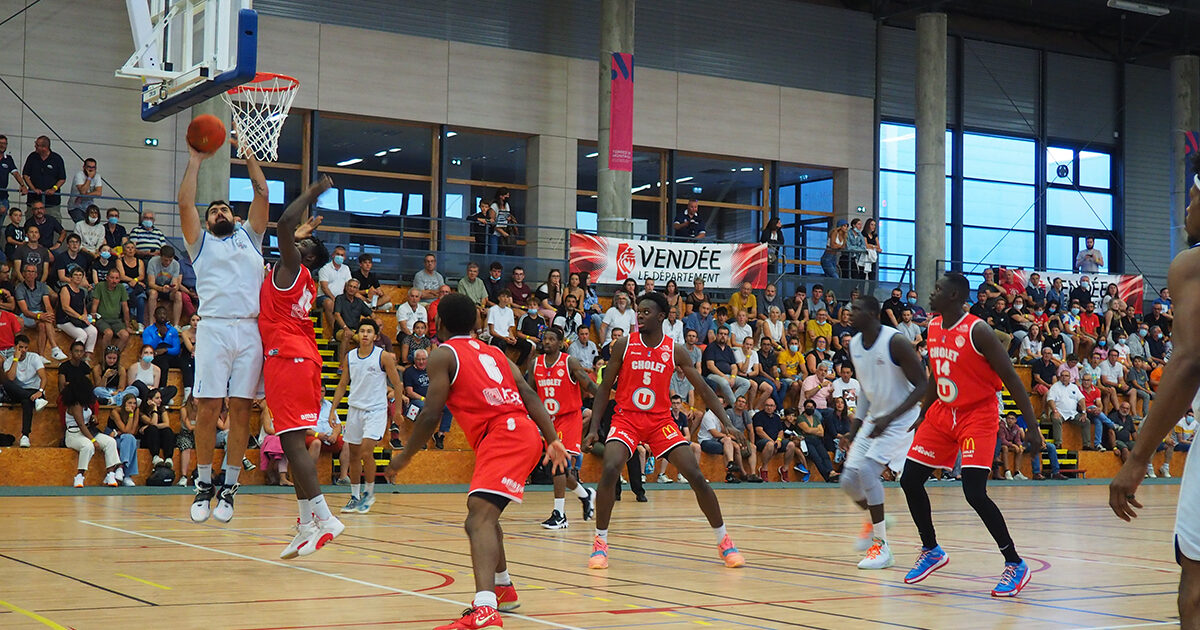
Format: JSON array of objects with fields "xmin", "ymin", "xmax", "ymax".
[
  {"xmin": 529, "ymin": 326, "xmax": 597, "ymax": 530},
  {"xmin": 385, "ymin": 292, "xmax": 567, "ymax": 630},
  {"xmin": 585, "ymin": 291, "xmax": 745, "ymax": 570},
  {"xmin": 900, "ymin": 272, "xmax": 1042, "ymax": 597},
  {"xmin": 260, "ymin": 175, "xmax": 346, "ymax": 560}
]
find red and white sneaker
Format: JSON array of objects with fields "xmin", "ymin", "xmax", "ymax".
[
  {"xmin": 495, "ymin": 584, "xmax": 519, "ymax": 611},
  {"xmin": 297, "ymin": 515, "xmax": 344, "ymax": 557},
  {"xmin": 433, "ymin": 606, "xmax": 503, "ymax": 629}
]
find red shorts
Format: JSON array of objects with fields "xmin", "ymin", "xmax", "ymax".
[
  {"xmin": 553, "ymin": 410, "xmax": 584, "ymax": 455},
  {"xmin": 304, "ymin": 433, "xmax": 345, "ymax": 454},
  {"xmin": 469, "ymin": 416, "xmax": 543, "ymax": 504},
  {"xmin": 908, "ymin": 398, "xmax": 1001, "ymax": 470},
  {"xmin": 607, "ymin": 410, "xmax": 689, "ymax": 459},
  {"xmin": 263, "ymin": 356, "xmax": 323, "ymax": 435}
]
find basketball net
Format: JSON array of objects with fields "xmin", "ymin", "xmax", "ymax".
[{"xmin": 222, "ymin": 73, "xmax": 299, "ymax": 163}]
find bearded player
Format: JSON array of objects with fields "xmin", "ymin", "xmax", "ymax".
[
  {"xmin": 1110, "ymin": 159, "xmax": 1200, "ymax": 628},
  {"xmin": 261, "ymin": 175, "xmax": 344, "ymax": 559},
  {"xmin": 585, "ymin": 291, "xmax": 745, "ymax": 570},
  {"xmin": 386, "ymin": 292, "xmax": 567, "ymax": 629},
  {"xmin": 529, "ymin": 326, "xmax": 597, "ymax": 530},
  {"xmin": 900, "ymin": 272, "xmax": 1041, "ymax": 597}
]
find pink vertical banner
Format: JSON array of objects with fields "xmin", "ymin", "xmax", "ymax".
[{"xmin": 608, "ymin": 52, "xmax": 634, "ymax": 172}]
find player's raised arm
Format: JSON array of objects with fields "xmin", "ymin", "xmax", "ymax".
[
  {"xmin": 274, "ymin": 175, "xmax": 332, "ymax": 287},
  {"xmin": 387, "ymin": 345, "xmax": 454, "ymax": 478},
  {"xmin": 568, "ymin": 355, "xmax": 599, "ymax": 396},
  {"xmin": 509, "ymin": 359, "xmax": 568, "ymax": 473},
  {"xmin": 677, "ymin": 342, "xmax": 737, "ymax": 439},
  {"xmin": 971, "ymin": 320, "xmax": 1041, "ymax": 451},
  {"xmin": 178, "ymin": 145, "xmax": 217, "ymax": 245},
  {"xmin": 868, "ymin": 333, "xmax": 929, "ymax": 438},
  {"xmin": 586, "ymin": 335, "xmax": 627, "ymax": 448},
  {"xmin": 1111, "ymin": 249, "xmax": 1200, "ymax": 521},
  {"xmin": 235, "ymin": 132, "xmax": 270, "ymax": 236}
]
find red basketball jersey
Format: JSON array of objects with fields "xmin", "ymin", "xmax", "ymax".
[
  {"xmin": 259, "ymin": 265, "xmax": 321, "ymax": 364},
  {"xmin": 443, "ymin": 336, "xmax": 537, "ymax": 450},
  {"xmin": 614, "ymin": 332, "xmax": 675, "ymax": 419},
  {"xmin": 533, "ymin": 352, "xmax": 582, "ymax": 419},
  {"xmin": 927, "ymin": 313, "xmax": 1001, "ymax": 408}
]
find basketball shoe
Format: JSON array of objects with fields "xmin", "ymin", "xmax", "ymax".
[
  {"xmin": 434, "ymin": 606, "xmax": 502, "ymax": 629},
  {"xmin": 588, "ymin": 536, "xmax": 609, "ymax": 569},
  {"xmin": 857, "ymin": 539, "xmax": 894, "ymax": 569},
  {"xmin": 992, "ymin": 560, "xmax": 1031, "ymax": 597},
  {"xmin": 298, "ymin": 515, "xmax": 344, "ymax": 557},
  {"xmin": 718, "ymin": 535, "xmax": 745, "ymax": 568},
  {"xmin": 904, "ymin": 545, "xmax": 949, "ymax": 584},
  {"xmin": 495, "ymin": 584, "xmax": 520, "ymax": 612}
]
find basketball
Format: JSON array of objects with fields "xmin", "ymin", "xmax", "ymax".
[{"xmin": 186, "ymin": 114, "xmax": 226, "ymax": 153}]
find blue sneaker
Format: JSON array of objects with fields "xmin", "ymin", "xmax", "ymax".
[
  {"xmin": 904, "ymin": 545, "xmax": 949, "ymax": 584},
  {"xmin": 991, "ymin": 560, "xmax": 1031, "ymax": 597},
  {"xmin": 356, "ymin": 492, "xmax": 376, "ymax": 514},
  {"xmin": 340, "ymin": 496, "xmax": 360, "ymax": 514},
  {"xmin": 793, "ymin": 463, "xmax": 811, "ymax": 482}
]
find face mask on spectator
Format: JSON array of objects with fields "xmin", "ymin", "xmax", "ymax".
[
  {"xmin": 1071, "ymin": 307, "xmax": 1080, "ymax": 316},
  {"xmin": 1139, "ymin": 329, "xmax": 1148, "ymax": 337},
  {"xmin": 1048, "ymin": 305, "xmax": 1058, "ymax": 313},
  {"xmin": 142, "ymin": 219, "xmax": 153, "ymax": 229},
  {"xmin": 789, "ymin": 344, "xmax": 799, "ymax": 353},
  {"xmin": 141, "ymin": 354, "xmax": 153, "ymax": 364},
  {"xmin": 1035, "ymin": 309, "xmax": 1043, "ymax": 315},
  {"xmin": 1013, "ymin": 302, "xmax": 1023, "ymax": 309},
  {"xmin": 86, "ymin": 215, "xmax": 99, "ymax": 225},
  {"xmin": 333, "ymin": 254, "xmax": 344, "ymax": 265},
  {"xmin": 100, "ymin": 251, "xmax": 111, "ymax": 260},
  {"xmin": 1117, "ymin": 337, "xmax": 1127, "ymax": 345},
  {"xmin": 1081, "ymin": 282, "xmax": 1090, "ymax": 290},
  {"xmin": 108, "ymin": 217, "xmax": 119, "ymax": 225},
  {"xmin": 1098, "ymin": 339, "xmax": 1107, "ymax": 347},
  {"xmin": 1157, "ymin": 332, "xmax": 1164, "ymax": 339}
]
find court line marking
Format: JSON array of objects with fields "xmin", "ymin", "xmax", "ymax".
[
  {"xmin": 80, "ymin": 520, "xmax": 584, "ymax": 630},
  {"xmin": 115, "ymin": 573, "xmax": 172, "ymax": 590},
  {"xmin": 0, "ymin": 600, "xmax": 68, "ymax": 629}
]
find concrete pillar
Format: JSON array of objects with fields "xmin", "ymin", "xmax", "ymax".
[
  {"xmin": 1171, "ymin": 55, "xmax": 1199, "ymax": 258},
  {"xmin": 191, "ymin": 98, "xmax": 231, "ymax": 211},
  {"xmin": 915, "ymin": 13, "xmax": 947, "ymax": 300},
  {"xmin": 832, "ymin": 168, "xmax": 874, "ymax": 225},
  {"xmin": 526, "ymin": 135, "xmax": 577, "ymax": 260},
  {"xmin": 597, "ymin": 0, "xmax": 634, "ymax": 237}
]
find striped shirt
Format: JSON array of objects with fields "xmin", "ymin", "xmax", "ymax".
[{"xmin": 127, "ymin": 225, "xmax": 167, "ymax": 255}]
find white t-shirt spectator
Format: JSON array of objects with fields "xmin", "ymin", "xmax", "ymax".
[
  {"xmin": 553, "ymin": 310, "xmax": 584, "ymax": 339},
  {"xmin": 412, "ymin": 269, "xmax": 445, "ymax": 296},
  {"xmin": 568, "ymin": 338, "xmax": 599, "ymax": 369},
  {"xmin": 602, "ymin": 306, "xmax": 636, "ymax": 346},
  {"xmin": 664, "ymin": 318, "xmax": 685, "ymax": 345},
  {"xmin": 697, "ymin": 409, "xmax": 722, "ymax": 442},
  {"xmin": 487, "ymin": 304, "xmax": 516, "ymax": 339},
  {"xmin": 1020, "ymin": 335, "xmax": 1043, "ymax": 359},
  {"xmin": 68, "ymin": 168, "xmax": 100, "ymax": 215},
  {"xmin": 831, "ymin": 377, "xmax": 862, "ymax": 405},
  {"xmin": 1046, "ymin": 381, "xmax": 1085, "ymax": 417},
  {"xmin": 1098, "ymin": 360, "xmax": 1126, "ymax": 386},
  {"xmin": 4, "ymin": 352, "xmax": 44, "ymax": 389},
  {"xmin": 74, "ymin": 218, "xmax": 104, "ymax": 254},
  {"xmin": 395, "ymin": 302, "xmax": 427, "ymax": 333},
  {"xmin": 896, "ymin": 321, "xmax": 922, "ymax": 343},
  {"xmin": 1177, "ymin": 415, "xmax": 1198, "ymax": 442},
  {"xmin": 318, "ymin": 261, "xmax": 352, "ymax": 298},
  {"xmin": 733, "ymin": 346, "xmax": 761, "ymax": 375},
  {"xmin": 728, "ymin": 321, "xmax": 753, "ymax": 345},
  {"xmin": 762, "ymin": 318, "xmax": 784, "ymax": 344}
]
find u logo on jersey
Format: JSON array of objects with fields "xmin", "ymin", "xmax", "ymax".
[
  {"xmin": 936, "ymin": 377, "xmax": 958, "ymax": 403},
  {"xmin": 633, "ymin": 387, "xmax": 656, "ymax": 411},
  {"xmin": 545, "ymin": 399, "xmax": 560, "ymax": 415}
]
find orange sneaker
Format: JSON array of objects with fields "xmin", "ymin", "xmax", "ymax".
[
  {"xmin": 494, "ymin": 584, "xmax": 519, "ymax": 612},
  {"xmin": 588, "ymin": 536, "xmax": 609, "ymax": 569},
  {"xmin": 433, "ymin": 606, "xmax": 503, "ymax": 629},
  {"xmin": 718, "ymin": 534, "xmax": 745, "ymax": 568}
]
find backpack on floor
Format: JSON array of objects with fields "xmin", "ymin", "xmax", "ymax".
[{"xmin": 146, "ymin": 463, "xmax": 175, "ymax": 486}]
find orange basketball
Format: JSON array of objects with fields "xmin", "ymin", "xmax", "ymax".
[{"xmin": 186, "ymin": 114, "xmax": 227, "ymax": 153}]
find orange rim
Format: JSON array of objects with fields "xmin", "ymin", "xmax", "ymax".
[{"xmin": 226, "ymin": 72, "xmax": 299, "ymax": 94}]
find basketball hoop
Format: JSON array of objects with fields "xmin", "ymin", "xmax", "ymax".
[{"xmin": 222, "ymin": 72, "xmax": 299, "ymax": 162}]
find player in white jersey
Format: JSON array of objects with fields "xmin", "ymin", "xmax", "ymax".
[
  {"xmin": 328, "ymin": 318, "xmax": 403, "ymax": 514},
  {"xmin": 1110, "ymin": 164, "xmax": 1200, "ymax": 626},
  {"xmin": 840, "ymin": 295, "xmax": 928, "ymax": 570},
  {"xmin": 180, "ymin": 137, "xmax": 271, "ymax": 523}
]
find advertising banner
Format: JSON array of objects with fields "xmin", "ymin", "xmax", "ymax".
[
  {"xmin": 569, "ymin": 233, "xmax": 768, "ymax": 289},
  {"xmin": 608, "ymin": 52, "xmax": 634, "ymax": 172}
]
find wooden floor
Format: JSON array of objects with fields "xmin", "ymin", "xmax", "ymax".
[{"xmin": 0, "ymin": 481, "xmax": 1183, "ymax": 630}]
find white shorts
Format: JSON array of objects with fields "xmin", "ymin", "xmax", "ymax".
[
  {"xmin": 845, "ymin": 407, "xmax": 919, "ymax": 472},
  {"xmin": 344, "ymin": 406, "xmax": 387, "ymax": 444},
  {"xmin": 1176, "ymin": 446, "xmax": 1200, "ymax": 562},
  {"xmin": 193, "ymin": 318, "xmax": 264, "ymax": 400}
]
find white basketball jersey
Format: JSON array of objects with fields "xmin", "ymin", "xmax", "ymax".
[
  {"xmin": 1176, "ymin": 389, "xmax": 1200, "ymax": 559},
  {"xmin": 347, "ymin": 346, "xmax": 387, "ymax": 411},
  {"xmin": 849, "ymin": 326, "xmax": 914, "ymax": 420},
  {"xmin": 188, "ymin": 226, "xmax": 265, "ymax": 319}
]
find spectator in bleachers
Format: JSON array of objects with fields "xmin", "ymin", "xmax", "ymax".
[
  {"xmin": 1099, "ymin": 283, "xmax": 1120, "ymax": 318},
  {"xmin": 999, "ymin": 268, "xmax": 1024, "ymax": 301},
  {"xmin": 1025, "ymin": 272, "xmax": 1046, "ymax": 305},
  {"xmin": 821, "ymin": 220, "xmax": 847, "ymax": 278},
  {"xmin": 758, "ymin": 283, "xmax": 782, "ymax": 323},
  {"xmin": 655, "ymin": 395, "xmax": 694, "ymax": 483},
  {"xmin": 15, "ymin": 224, "xmax": 50, "ymax": 282},
  {"xmin": 103, "ymin": 208, "xmax": 126, "ymax": 249},
  {"xmin": 555, "ymin": 293, "xmax": 585, "ymax": 342},
  {"xmin": 59, "ymin": 337, "xmax": 94, "ymax": 412},
  {"xmin": 1129, "ymin": 355, "xmax": 1154, "ymax": 415},
  {"xmin": 467, "ymin": 197, "xmax": 492, "ymax": 255},
  {"xmin": 728, "ymin": 281, "xmax": 757, "ymax": 319},
  {"xmin": 400, "ymin": 319, "xmax": 433, "ymax": 366},
  {"xmin": 703, "ymin": 326, "xmax": 751, "ymax": 408},
  {"xmin": 486, "ymin": 288, "xmax": 519, "ymax": 349},
  {"xmin": 1144, "ymin": 301, "xmax": 1173, "ymax": 336},
  {"xmin": 564, "ymin": 271, "xmax": 586, "ymax": 310},
  {"xmin": 317, "ymin": 244, "xmax": 352, "ymax": 329},
  {"xmin": 174, "ymin": 396, "xmax": 196, "ymax": 485},
  {"xmin": 456, "ymin": 261, "xmax": 488, "ymax": 312},
  {"xmin": 1154, "ymin": 287, "xmax": 1172, "ymax": 311},
  {"xmin": 5, "ymin": 334, "xmax": 48, "ymax": 447},
  {"xmin": 137, "ymin": 388, "xmax": 176, "ymax": 469},
  {"xmin": 846, "ymin": 218, "xmax": 867, "ymax": 279},
  {"xmin": 1082, "ymin": 349, "xmax": 1104, "ymax": 386},
  {"xmin": 804, "ymin": 285, "xmax": 827, "ymax": 318},
  {"xmin": 805, "ymin": 335, "xmax": 831, "ymax": 376},
  {"xmin": 126, "ymin": 211, "xmax": 166, "ymax": 259},
  {"xmin": 895, "ymin": 308, "xmax": 922, "ymax": 346},
  {"xmin": 567, "ymin": 325, "xmax": 599, "ymax": 374},
  {"xmin": 829, "ymin": 332, "xmax": 854, "ymax": 373},
  {"xmin": 662, "ymin": 304, "xmax": 684, "ymax": 345},
  {"xmin": 484, "ymin": 261, "xmax": 505, "ymax": 305},
  {"xmin": 425, "ymin": 284, "xmax": 452, "ymax": 325},
  {"xmin": 489, "ymin": 187, "xmax": 517, "ymax": 255},
  {"xmin": 673, "ymin": 198, "xmax": 706, "ymax": 240},
  {"xmin": 403, "ymin": 348, "xmax": 453, "ymax": 450},
  {"xmin": 830, "ymin": 365, "xmax": 860, "ymax": 412},
  {"xmin": 74, "ymin": 205, "xmax": 104, "ymax": 258},
  {"xmin": 997, "ymin": 412, "xmax": 1026, "ymax": 480},
  {"xmin": 756, "ymin": 335, "xmax": 784, "ymax": 407},
  {"xmin": 1075, "ymin": 237, "xmax": 1104, "ymax": 273},
  {"xmin": 395, "ymin": 287, "xmax": 428, "ymax": 340},
  {"xmin": 14, "ymin": 262, "xmax": 62, "ymax": 360},
  {"xmin": 1080, "ymin": 373, "xmax": 1117, "ymax": 450},
  {"xmin": 805, "ymin": 308, "xmax": 831, "ymax": 352},
  {"xmin": 4, "ymin": 207, "xmax": 24, "ymax": 260},
  {"xmin": 534, "ymin": 269, "xmax": 563, "ymax": 319},
  {"xmin": 0, "ymin": 135, "xmax": 25, "ymax": 210},
  {"xmin": 798, "ymin": 399, "xmax": 837, "ymax": 482},
  {"xmin": 412, "ymin": 253, "xmax": 444, "ymax": 301},
  {"xmin": 1046, "ymin": 277, "xmax": 1068, "ymax": 311},
  {"xmin": 0, "ymin": 305, "xmax": 18, "ymax": 358},
  {"xmin": 1112, "ymin": 330, "xmax": 1132, "ymax": 366},
  {"xmin": 825, "ymin": 396, "xmax": 853, "ymax": 472},
  {"xmin": 777, "ymin": 336, "xmax": 805, "ymax": 407},
  {"xmin": 106, "ymin": 393, "xmax": 140, "ymax": 486},
  {"xmin": 691, "ymin": 392, "xmax": 741, "ymax": 482},
  {"xmin": 802, "ymin": 360, "xmax": 835, "ymax": 410},
  {"xmin": 1029, "ymin": 346, "xmax": 1059, "ymax": 397},
  {"xmin": 351, "ymin": 254, "xmax": 389, "ymax": 311},
  {"xmin": 600, "ymin": 291, "xmax": 635, "ymax": 348},
  {"xmin": 777, "ymin": 407, "xmax": 810, "ymax": 481},
  {"xmin": 831, "ymin": 307, "xmax": 856, "ymax": 347},
  {"xmin": 333, "ymin": 278, "xmax": 373, "ymax": 358},
  {"xmin": 682, "ymin": 300, "xmax": 712, "ymax": 342},
  {"xmin": 761, "ymin": 306, "xmax": 784, "ymax": 347},
  {"xmin": 977, "ymin": 268, "xmax": 1003, "ymax": 302},
  {"xmin": 670, "ymin": 328, "xmax": 702, "ymax": 404},
  {"xmin": 662, "ymin": 279, "xmax": 682, "ymax": 314},
  {"xmin": 735, "ymin": 335, "xmax": 772, "ymax": 410},
  {"xmin": 307, "ymin": 396, "xmax": 350, "ymax": 481},
  {"xmin": 752, "ymin": 397, "xmax": 785, "ymax": 480},
  {"xmin": 91, "ymin": 244, "xmax": 117, "ymax": 286},
  {"xmin": 118, "ymin": 243, "xmax": 147, "ymax": 328},
  {"xmin": 0, "ymin": 263, "xmax": 14, "ymax": 312},
  {"xmin": 516, "ymin": 297, "xmax": 547, "ymax": 355},
  {"xmin": 56, "ymin": 265, "xmax": 97, "ymax": 355},
  {"xmin": 1043, "ymin": 320, "xmax": 1068, "ymax": 361},
  {"xmin": 640, "ymin": 276, "xmax": 656, "ymax": 296},
  {"xmin": 729, "ymin": 310, "xmax": 753, "ymax": 346},
  {"xmin": 1147, "ymin": 325, "xmax": 1168, "ymax": 367},
  {"xmin": 1099, "ymin": 348, "xmax": 1134, "ymax": 411},
  {"xmin": 1056, "ymin": 352, "xmax": 1079, "ymax": 384},
  {"xmin": 1069, "ymin": 277, "xmax": 1093, "ymax": 308},
  {"xmin": 92, "ymin": 346, "xmax": 138, "ymax": 405},
  {"xmin": 21, "ymin": 136, "xmax": 66, "ymax": 214},
  {"xmin": 91, "ymin": 268, "xmax": 132, "ymax": 356},
  {"xmin": 685, "ymin": 277, "xmax": 708, "ymax": 314},
  {"xmin": 146, "ymin": 244, "xmax": 184, "ymax": 325},
  {"xmin": 137, "ymin": 315, "xmax": 180, "ymax": 402},
  {"xmin": 1110, "ymin": 403, "xmax": 1138, "ymax": 463},
  {"xmin": 505, "ymin": 265, "xmax": 532, "ymax": 305},
  {"xmin": 257, "ymin": 405, "xmax": 289, "ymax": 486},
  {"xmin": 65, "ymin": 400, "xmax": 123, "ymax": 488},
  {"xmin": 178, "ymin": 314, "xmax": 197, "ymax": 401}
]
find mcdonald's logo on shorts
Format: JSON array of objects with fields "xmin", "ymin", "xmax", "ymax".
[
  {"xmin": 962, "ymin": 437, "xmax": 975, "ymax": 451},
  {"xmin": 662, "ymin": 425, "xmax": 679, "ymax": 439}
]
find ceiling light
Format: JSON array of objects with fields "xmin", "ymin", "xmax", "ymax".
[
  {"xmin": 739, "ymin": 167, "xmax": 753, "ymax": 172},
  {"xmin": 586, "ymin": 152, "xmax": 598, "ymax": 158},
  {"xmin": 674, "ymin": 176, "xmax": 694, "ymax": 184},
  {"xmin": 445, "ymin": 131, "xmax": 458, "ymax": 138},
  {"xmin": 1106, "ymin": 0, "xmax": 1169, "ymax": 16},
  {"xmin": 374, "ymin": 151, "xmax": 387, "ymax": 157},
  {"xmin": 388, "ymin": 147, "xmax": 402, "ymax": 153},
  {"xmin": 337, "ymin": 158, "xmax": 363, "ymax": 166}
]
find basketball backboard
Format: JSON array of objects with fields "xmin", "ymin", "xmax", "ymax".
[{"xmin": 117, "ymin": 0, "xmax": 258, "ymax": 122}]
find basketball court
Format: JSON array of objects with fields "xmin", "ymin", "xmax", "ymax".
[{"xmin": 0, "ymin": 481, "xmax": 1181, "ymax": 629}]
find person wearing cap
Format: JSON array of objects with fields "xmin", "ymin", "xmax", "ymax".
[{"xmin": 822, "ymin": 220, "xmax": 848, "ymax": 278}]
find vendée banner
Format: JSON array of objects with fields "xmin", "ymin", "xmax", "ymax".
[
  {"xmin": 1014, "ymin": 270, "xmax": 1145, "ymax": 314},
  {"xmin": 569, "ymin": 233, "xmax": 768, "ymax": 289},
  {"xmin": 608, "ymin": 53, "xmax": 634, "ymax": 172}
]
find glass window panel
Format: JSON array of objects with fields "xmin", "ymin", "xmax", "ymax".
[
  {"xmin": 1047, "ymin": 146, "xmax": 1073, "ymax": 184},
  {"xmin": 314, "ymin": 171, "xmax": 432, "ymax": 218},
  {"xmin": 880, "ymin": 123, "xmax": 915, "ymax": 172},
  {"xmin": 799, "ymin": 178, "xmax": 834, "ymax": 213},
  {"xmin": 1079, "ymin": 151, "xmax": 1111, "ymax": 189},
  {"xmin": 344, "ymin": 189, "xmax": 406, "ymax": 216},
  {"xmin": 444, "ymin": 193, "xmax": 464, "ymax": 220},
  {"xmin": 963, "ymin": 133, "xmax": 1035, "ymax": 184},
  {"xmin": 229, "ymin": 165, "xmax": 301, "ymax": 216},
  {"xmin": 1078, "ymin": 236, "xmax": 1109, "ymax": 273},
  {"xmin": 405, "ymin": 193, "xmax": 424, "ymax": 216},
  {"xmin": 779, "ymin": 164, "xmax": 833, "ymax": 210},
  {"xmin": 576, "ymin": 145, "xmax": 662, "ymax": 196},
  {"xmin": 231, "ymin": 111, "xmax": 305, "ymax": 165},
  {"xmin": 1046, "ymin": 234, "xmax": 1074, "ymax": 273},
  {"xmin": 445, "ymin": 130, "xmax": 527, "ymax": 184},
  {"xmin": 879, "ymin": 171, "xmax": 915, "ymax": 221},
  {"xmin": 317, "ymin": 117, "xmax": 433, "ymax": 175},
  {"xmin": 963, "ymin": 181, "xmax": 1035, "ymax": 230},
  {"xmin": 1047, "ymin": 189, "xmax": 1113, "ymax": 230},
  {"xmin": 673, "ymin": 153, "xmax": 765, "ymax": 207},
  {"xmin": 229, "ymin": 178, "xmax": 285, "ymax": 205},
  {"xmin": 879, "ymin": 218, "xmax": 914, "ymax": 262},
  {"xmin": 779, "ymin": 184, "xmax": 796, "ymax": 210},
  {"xmin": 961, "ymin": 226, "xmax": 1035, "ymax": 269}
]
